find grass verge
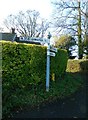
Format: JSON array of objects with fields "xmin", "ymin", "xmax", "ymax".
[{"xmin": 4, "ymin": 72, "xmax": 84, "ymax": 119}]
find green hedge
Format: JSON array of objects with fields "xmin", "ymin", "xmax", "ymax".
[
  {"xmin": 1, "ymin": 41, "xmax": 68, "ymax": 117},
  {"xmin": 2, "ymin": 41, "xmax": 46, "ymax": 86},
  {"xmin": 51, "ymin": 48, "xmax": 68, "ymax": 80},
  {"xmin": 66, "ymin": 59, "xmax": 88, "ymax": 73},
  {"xmin": 80, "ymin": 60, "xmax": 88, "ymax": 72},
  {"xmin": 2, "ymin": 41, "xmax": 68, "ymax": 85}
]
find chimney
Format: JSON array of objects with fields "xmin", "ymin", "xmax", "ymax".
[{"xmin": 11, "ymin": 28, "xmax": 15, "ymax": 34}]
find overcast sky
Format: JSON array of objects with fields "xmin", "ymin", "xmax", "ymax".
[{"xmin": 0, "ymin": 0, "xmax": 53, "ymax": 30}]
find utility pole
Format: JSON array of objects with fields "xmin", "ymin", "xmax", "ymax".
[{"xmin": 78, "ymin": 0, "xmax": 83, "ymax": 59}]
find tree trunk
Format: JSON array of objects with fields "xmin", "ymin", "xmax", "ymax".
[
  {"xmin": 85, "ymin": 1, "xmax": 88, "ymax": 56},
  {"xmin": 78, "ymin": 1, "xmax": 83, "ymax": 59}
]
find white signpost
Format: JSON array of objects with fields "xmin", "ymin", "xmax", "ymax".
[
  {"xmin": 19, "ymin": 36, "xmax": 49, "ymax": 44},
  {"xmin": 19, "ymin": 33, "xmax": 57, "ymax": 92},
  {"xmin": 46, "ymin": 32, "xmax": 57, "ymax": 92},
  {"xmin": 50, "ymin": 52, "xmax": 56, "ymax": 57},
  {"xmin": 50, "ymin": 47, "xmax": 57, "ymax": 53}
]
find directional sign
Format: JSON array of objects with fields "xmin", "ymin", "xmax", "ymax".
[
  {"xmin": 50, "ymin": 47, "xmax": 57, "ymax": 53},
  {"xmin": 50, "ymin": 52, "xmax": 56, "ymax": 57},
  {"xmin": 19, "ymin": 36, "xmax": 49, "ymax": 44}
]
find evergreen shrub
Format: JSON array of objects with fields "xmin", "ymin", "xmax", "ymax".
[
  {"xmin": 2, "ymin": 41, "xmax": 68, "ymax": 87},
  {"xmin": 80, "ymin": 60, "xmax": 88, "ymax": 72},
  {"xmin": 1, "ymin": 41, "xmax": 68, "ymax": 117}
]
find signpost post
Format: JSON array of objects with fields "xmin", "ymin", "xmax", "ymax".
[
  {"xmin": 46, "ymin": 32, "xmax": 57, "ymax": 92},
  {"xmin": 46, "ymin": 32, "xmax": 51, "ymax": 92}
]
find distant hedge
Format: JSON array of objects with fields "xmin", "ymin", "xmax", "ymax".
[
  {"xmin": 66, "ymin": 59, "xmax": 88, "ymax": 73},
  {"xmin": 1, "ymin": 41, "xmax": 68, "ymax": 117}
]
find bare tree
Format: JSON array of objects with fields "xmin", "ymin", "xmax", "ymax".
[
  {"xmin": 4, "ymin": 10, "xmax": 49, "ymax": 37},
  {"xmin": 51, "ymin": 0, "xmax": 87, "ymax": 59}
]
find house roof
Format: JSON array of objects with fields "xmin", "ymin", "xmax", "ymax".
[{"xmin": 0, "ymin": 33, "xmax": 16, "ymax": 41}]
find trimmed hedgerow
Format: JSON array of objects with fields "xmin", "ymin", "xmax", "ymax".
[
  {"xmin": 51, "ymin": 48, "xmax": 68, "ymax": 80},
  {"xmin": 1, "ymin": 40, "xmax": 68, "ymax": 118},
  {"xmin": 2, "ymin": 41, "xmax": 46, "ymax": 87},
  {"xmin": 80, "ymin": 60, "xmax": 88, "ymax": 73},
  {"xmin": 66, "ymin": 59, "xmax": 88, "ymax": 73},
  {"xmin": 2, "ymin": 41, "xmax": 68, "ymax": 86}
]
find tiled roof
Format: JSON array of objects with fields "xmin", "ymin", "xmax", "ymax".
[{"xmin": 0, "ymin": 33, "xmax": 16, "ymax": 41}]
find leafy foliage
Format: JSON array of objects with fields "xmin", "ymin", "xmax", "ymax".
[
  {"xmin": 51, "ymin": 48, "xmax": 68, "ymax": 79},
  {"xmin": 54, "ymin": 35, "xmax": 76, "ymax": 58},
  {"xmin": 66, "ymin": 59, "xmax": 88, "ymax": 73},
  {"xmin": 80, "ymin": 60, "xmax": 88, "ymax": 72},
  {"xmin": 55, "ymin": 35, "xmax": 75, "ymax": 48},
  {"xmin": 2, "ymin": 40, "xmax": 68, "ymax": 118}
]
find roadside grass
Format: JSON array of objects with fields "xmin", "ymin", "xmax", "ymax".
[
  {"xmin": 3, "ymin": 59, "xmax": 86, "ymax": 119},
  {"xmin": 6, "ymin": 72, "xmax": 83, "ymax": 119}
]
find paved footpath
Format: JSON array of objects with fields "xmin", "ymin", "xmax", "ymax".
[{"xmin": 12, "ymin": 73, "xmax": 87, "ymax": 119}]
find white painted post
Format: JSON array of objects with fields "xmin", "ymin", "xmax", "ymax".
[{"xmin": 46, "ymin": 32, "xmax": 51, "ymax": 92}]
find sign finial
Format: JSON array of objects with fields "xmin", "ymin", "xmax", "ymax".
[{"xmin": 47, "ymin": 32, "xmax": 52, "ymax": 39}]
